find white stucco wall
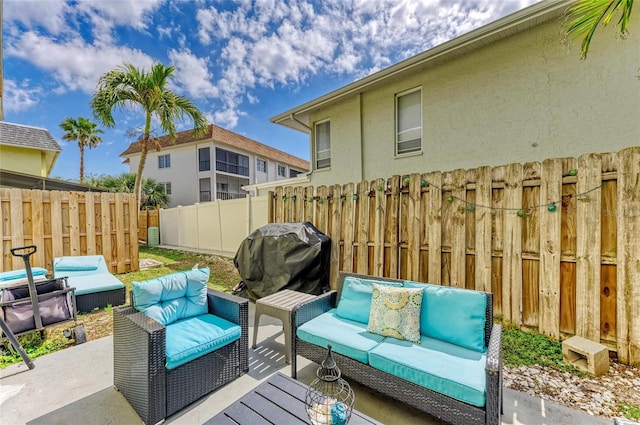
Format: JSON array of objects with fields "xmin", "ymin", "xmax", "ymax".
[{"xmin": 307, "ymin": 12, "xmax": 640, "ymax": 187}]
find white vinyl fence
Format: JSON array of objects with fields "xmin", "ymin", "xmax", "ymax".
[{"xmin": 159, "ymin": 195, "xmax": 270, "ymax": 257}]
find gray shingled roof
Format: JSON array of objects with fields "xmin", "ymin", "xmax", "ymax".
[{"xmin": 0, "ymin": 122, "xmax": 62, "ymax": 151}]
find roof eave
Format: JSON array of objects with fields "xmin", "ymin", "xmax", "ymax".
[{"xmin": 270, "ymin": 0, "xmax": 571, "ymax": 130}]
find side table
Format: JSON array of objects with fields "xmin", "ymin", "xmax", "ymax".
[{"xmin": 253, "ymin": 290, "xmax": 317, "ymax": 364}]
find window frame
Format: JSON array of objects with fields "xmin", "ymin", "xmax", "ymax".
[
  {"xmin": 215, "ymin": 147, "xmax": 249, "ymax": 177},
  {"xmin": 199, "ymin": 147, "xmax": 211, "ymax": 172},
  {"xmin": 314, "ymin": 120, "xmax": 331, "ymax": 170},
  {"xmin": 277, "ymin": 163, "xmax": 286, "ymax": 177},
  {"xmin": 257, "ymin": 158, "xmax": 267, "ymax": 173},
  {"xmin": 158, "ymin": 154, "xmax": 171, "ymax": 169},
  {"xmin": 395, "ymin": 87, "xmax": 423, "ymax": 156},
  {"xmin": 160, "ymin": 182, "xmax": 172, "ymax": 195}
]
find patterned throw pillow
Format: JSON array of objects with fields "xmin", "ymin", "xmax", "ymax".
[{"xmin": 366, "ymin": 283, "xmax": 423, "ymax": 343}]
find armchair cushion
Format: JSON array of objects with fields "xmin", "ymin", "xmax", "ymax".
[
  {"xmin": 133, "ymin": 268, "xmax": 209, "ymax": 326},
  {"xmin": 165, "ymin": 313, "xmax": 242, "ymax": 369}
]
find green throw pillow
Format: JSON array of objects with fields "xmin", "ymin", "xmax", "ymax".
[{"xmin": 366, "ymin": 284, "xmax": 423, "ymax": 343}]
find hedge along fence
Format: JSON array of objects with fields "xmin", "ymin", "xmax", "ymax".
[
  {"xmin": 0, "ymin": 189, "xmax": 139, "ymax": 275},
  {"xmin": 269, "ymin": 147, "xmax": 640, "ymax": 364}
]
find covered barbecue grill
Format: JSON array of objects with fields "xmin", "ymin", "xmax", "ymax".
[{"xmin": 234, "ymin": 222, "xmax": 331, "ymax": 301}]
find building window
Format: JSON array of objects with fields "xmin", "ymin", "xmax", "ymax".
[
  {"xmin": 257, "ymin": 158, "xmax": 267, "ymax": 173},
  {"xmin": 199, "ymin": 147, "xmax": 210, "ymax": 171},
  {"xmin": 277, "ymin": 164, "xmax": 286, "ymax": 177},
  {"xmin": 158, "ymin": 154, "xmax": 171, "ymax": 169},
  {"xmin": 215, "ymin": 148, "xmax": 249, "ymax": 176},
  {"xmin": 315, "ymin": 120, "xmax": 331, "ymax": 169},
  {"xmin": 199, "ymin": 178, "xmax": 211, "ymax": 202},
  {"xmin": 396, "ymin": 88, "xmax": 422, "ymax": 155},
  {"xmin": 160, "ymin": 182, "xmax": 172, "ymax": 195},
  {"xmin": 289, "ymin": 169, "xmax": 301, "ymax": 178}
]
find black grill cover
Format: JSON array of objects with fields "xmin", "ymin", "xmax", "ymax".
[{"xmin": 233, "ymin": 222, "xmax": 331, "ymax": 301}]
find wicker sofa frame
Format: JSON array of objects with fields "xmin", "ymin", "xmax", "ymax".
[
  {"xmin": 290, "ymin": 272, "xmax": 503, "ymax": 425},
  {"xmin": 113, "ymin": 289, "xmax": 249, "ymax": 425},
  {"xmin": 76, "ymin": 287, "xmax": 125, "ymax": 313}
]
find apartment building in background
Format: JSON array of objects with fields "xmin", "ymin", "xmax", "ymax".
[{"xmin": 120, "ymin": 124, "xmax": 309, "ymax": 207}]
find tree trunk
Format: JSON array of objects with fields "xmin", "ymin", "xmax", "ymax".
[{"xmin": 79, "ymin": 143, "xmax": 85, "ymax": 182}]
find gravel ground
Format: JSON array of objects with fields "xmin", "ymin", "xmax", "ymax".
[{"xmin": 504, "ymin": 362, "xmax": 640, "ymax": 420}]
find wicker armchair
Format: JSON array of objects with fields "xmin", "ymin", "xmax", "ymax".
[{"xmin": 113, "ymin": 289, "xmax": 248, "ymax": 425}]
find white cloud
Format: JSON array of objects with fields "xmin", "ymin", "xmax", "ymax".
[
  {"xmin": 5, "ymin": 31, "xmax": 154, "ymax": 94},
  {"xmin": 3, "ymin": 79, "xmax": 42, "ymax": 113},
  {"xmin": 168, "ymin": 49, "xmax": 219, "ymax": 99},
  {"xmin": 3, "ymin": 0, "xmax": 70, "ymax": 34}
]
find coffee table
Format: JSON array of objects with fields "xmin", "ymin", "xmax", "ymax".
[{"xmin": 204, "ymin": 372, "xmax": 382, "ymax": 424}]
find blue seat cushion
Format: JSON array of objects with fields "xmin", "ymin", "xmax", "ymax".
[
  {"xmin": 64, "ymin": 272, "xmax": 124, "ymax": 296},
  {"xmin": 404, "ymin": 281, "xmax": 487, "ymax": 352},
  {"xmin": 165, "ymin": 313, "xmax": 241, "ymax": 370},
  {"xmin": 134, "ymin": 268, "xmax": 209, "ymax": 326},
  {"xmin": 297, "ymin": 309, "xmax": 384, "ymax": 364},
  {"xmin": 336, "ymin": 276, "xmax": 403, "ymax": 324},
  {"xmin": 0, "ymin": 267, "xmax": 48, "ymax": 282},
  {"xmin": 369, "ymin": 335, "xmax": 487, "ymax": 407}
]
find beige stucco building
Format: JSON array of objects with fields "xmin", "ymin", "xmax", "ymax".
[
  {"xmin": 120, "ymin": 124, "xmax": 309, "ymax": 207},
  {"xmin": 271, "ymin": 0, "xmax": 640, "ymax": 188}
]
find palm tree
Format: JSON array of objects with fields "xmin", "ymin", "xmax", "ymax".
[
  {"xmin": 90, "ymin": 62, "xmax": 207, "ymax": 208},
  {"xmin": 564, "ymin": 0, "xmax": 634, "ymax": 59},
  {"xmin": 86, "ymin": 172, "xmax": 170, "ymax": 209},
  {"xmin": 59, "ymin": 117, "xmax": 104, "ymax": 182}
]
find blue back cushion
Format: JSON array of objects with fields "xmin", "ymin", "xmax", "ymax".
[
  {"xmin": 336, "ymin": 276, "xmax": 403, "ymax": 324},
  {"xmin": 133, "ymin": 268, "xmax": 210, "ymax": 325},
  {"xmin": 405, "ymin": 281, "xmax": 487, "ymax": 352}
]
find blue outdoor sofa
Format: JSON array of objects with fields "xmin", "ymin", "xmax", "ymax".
[{"xmin": 291, "ymin": 271, "xmax": 503, "ymax": 425}]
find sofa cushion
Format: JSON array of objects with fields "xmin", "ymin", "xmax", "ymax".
[
  {"xmin": 366, "ymin": 284, "xmax": 423, "ymax": 343},
  {"xmin": 404, "ymin": 282, "xmax": 487, "ymax": 352},
  {"xmin": 297, "ymin": 309, "xmax": 384, "ymax": 364},
  {"xmin": 65, "ymin": 272, "xmax": 125, "ymax": 296},
  {"xmin": 0, "ymin": 267, "xmax": 48, "ymax": 283},
  {"xmin": 369, "ymin": 335, "xmax": 487, "ymax": 407},
  {"xmin": 336, "ymin": 276, "xmax": 403, "ymax": 324},
  {"xmin": 165, "ymin": 313, "xmax": 241, "ymax": 370},
  {"xmin": 133, "ymin": 268, "xmax": 210, "ymax": 326}
]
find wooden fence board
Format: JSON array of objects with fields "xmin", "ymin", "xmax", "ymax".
[
  {"xmin": 329, "ymin": 185, "xmax": 342, "ymax": 288},
  {"xmin": 50, "ymin": 191, "xmax": 64, "ymax": 261},
  {"xmin": 356, "ymin": 181, "xmax": 369, "ymax": 274},
  {"xmin": 407, "ymin": 174, "xmax": 421, "ymax": 281},
  {"xmin": 387, "ymin": 176, "xmax": 400, "ymax": 278},
  {"xmin": 502, "ymin": 163, "xmax": 523, "ymax": 324},
  {"xmin": 115, "ymin": 194, "xmax": 126, "ymax": 273},
  {"xmin": 69, "ymin": 192, "xmax": 81, "ymax": 256},
  {"xmin": 616, "ymin": 147, "xmax": 640, "ymax": 364},
  {"xmin": 31, "ymin": 190, "xmax": 45, "ymax": 267},
  {"xmin": 575, "ymin": 153, "xmax": 602, "ymax": 341},
  {"xmin": 342, "ymin": 183, "xmax": 355, "ymax": 273},
  {"xmin": 451, "ymin": 169, "xmax": 466, "ymax": 288},
  {"xmin": 539, "ymin": 159, "xmax": 562, "ymax": 339},
  {"xmin": 85, "ymin": 192, "xmax": 96, "ymax": 255},
  {"xmin": 475, "ymin": 166, "xmax": 492, "ymax": 292},
  {"xmin": 373, "ymin": 178, "xmax": 386, "ymax": 277},
  {"xmin": 427, "ymin": 172, "xmax": 442, "ymax": 284}
]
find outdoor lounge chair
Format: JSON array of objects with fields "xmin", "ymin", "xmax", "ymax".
[
  {"xmin": 53, "ymin": 255, "xmax": 126, "ymax": 312},
  {"xmin": 113, "ymin": 268, "xmax": 249, "ymax": 424}
]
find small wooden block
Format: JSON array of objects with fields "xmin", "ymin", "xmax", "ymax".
[{"xmin": 562, "ymin": 335, "xmax": 609, "ymax": 376}]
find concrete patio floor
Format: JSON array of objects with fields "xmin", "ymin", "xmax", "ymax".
[{"xmin": 0, "ymin": 302, "xmax": 610, "ymax": 425}]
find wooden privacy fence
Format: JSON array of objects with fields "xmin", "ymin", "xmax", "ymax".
[
  {"xmin": 269, "ymin": 147, "xmax": 640, "ymax": 364},
  {"xmin": 138, "ymin": 209, "xmax": 160, "ymax": 243},
  {"xmin": 0, "ymin": 189, "xmax": 139, "ymax": 275}
]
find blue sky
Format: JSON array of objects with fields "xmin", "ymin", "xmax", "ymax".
[{"xmin": 3, "ymin": 0, "xmax": 539, "ymax": 181}]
